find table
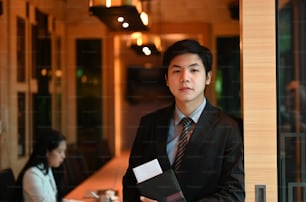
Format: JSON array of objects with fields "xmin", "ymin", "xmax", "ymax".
[{"xmin": 64, "ymin": 151, "xmax": 130, "ymax": 202}]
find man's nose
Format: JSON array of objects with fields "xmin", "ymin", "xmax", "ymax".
[{"xmin": 180, "ymin": 70, "xmax": 189, "ymax": 82}]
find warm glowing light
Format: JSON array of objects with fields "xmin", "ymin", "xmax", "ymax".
[
  {"xmin": 130, "ymin": 32, "xmax": 142, "ymax": 39},
  {"xmin": 142, "ymin": 47, "xmax": 151, "ymax": 56},
  {"xmin": 136, "ymin": 37, "xmax": 143, "ymax": 46},
  {"xmin": 106, "ymin": 0, "xmax": 111, "ymax": 7},
  {"xmin": 41, "ymin": 68, "xmax": 48, "ymax": 76},
  {"xmin": 152, "ymin": 36, "xmax": 162, "ymax": 52},
  {"xmin": 127, "ymin": 32, "xmax": 163, "ymax": 55},
  {"xmin": 89, "ymin": 0, "xmax": 93, "ymax": 7},
  {"xmin": 55, "ymin": 70, "xmax": 62, "ymax": 78},
  {"xmin": 89, "ymin": 0, "xmax": 111, "ymax": 7},
  {"xmin": 122, "ymin": 22, "xmax": 129, "ymax": 28},
  {"xmin": 117, "ymin": 16, "xmax": 124, "ymax": 22},
  {"xmin": 130, "ymin": 32, "xmax": 143, "ymax": 46},
  {"xmin": 140, "ymin": 11, "xmax": 149, "ymax": 26},
  {"xmin": 81, "ymin": 75, "xmax": 88, "ymax": 83}
]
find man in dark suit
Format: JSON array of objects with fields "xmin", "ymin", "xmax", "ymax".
[{"xmin": 122, "ymin": 39, "xmax": 245, "ymax": 202}]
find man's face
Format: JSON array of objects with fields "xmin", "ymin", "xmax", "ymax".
[{"xmin": 165, "ymin": 53, "xmax": 212, "ymax": 107}]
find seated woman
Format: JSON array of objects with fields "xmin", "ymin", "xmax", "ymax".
[{"xmin": 14, "ymin": 128, "xmax": 67, "ymax": 202}]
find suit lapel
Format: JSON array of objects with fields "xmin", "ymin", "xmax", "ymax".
[
  {"xmin": 189, "ymin": 102, "xmax": 219, "ymax": 144},
  {"xmin": 155, "ymin": 105, "xmax": 174, "ymax": 170},
  {"xmin": 180, "ymin": 102, "xmax": 220, "ymax": 169},
  {"xmin": 152, "ymin": 103, "xmax": 220, "ymax": 171}
]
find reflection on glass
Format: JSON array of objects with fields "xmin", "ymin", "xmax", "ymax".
[{"xmin": 277, "ymin": 0, "xmax": 306, "ymax": 201}]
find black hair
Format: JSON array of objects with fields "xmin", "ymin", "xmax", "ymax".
[
  {"xmin": 162, "ymin": 39, "xmax": 213, "ymax": 74},
  {"xmin": 13, "ymin": 128, "xmax": 66, "ymax": 202},
  {"xmin": 25, "ymin": 128, "xmax": 66, "ymax": 174}
]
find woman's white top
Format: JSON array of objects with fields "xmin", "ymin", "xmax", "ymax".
[{"xmin": 23, "ymin": 165, "xmax": 58, "ymax": 202}]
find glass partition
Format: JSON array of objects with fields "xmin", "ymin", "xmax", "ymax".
[{"xmin": 277, "ymin": 0, "xmax": 306, "ymax": 201}]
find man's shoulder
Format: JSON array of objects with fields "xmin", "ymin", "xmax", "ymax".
[
  {"xmin": 204, "ymin": 102, "xmax": 241, "ymax": 125},
  {"xmin": 140, "ymin": 105, "xmax": 174, "ymax": 123}
]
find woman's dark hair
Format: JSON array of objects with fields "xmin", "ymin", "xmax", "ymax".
[
  {"xmin": 13, "ymin": 128, "xmax": 66, "ymax": 202},
  {"xmin": 162, "ymin": 39, "xmax": 213, "ymax": 74}
]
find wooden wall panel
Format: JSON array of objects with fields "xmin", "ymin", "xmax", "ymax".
[{"xmin": 241, "ymin": 0, "xmax": 278, "ymax": 201}]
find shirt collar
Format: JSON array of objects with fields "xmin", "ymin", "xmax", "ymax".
[{"xmin": 174, "ymin": 98, "xmax": 206, "ymax": 125}]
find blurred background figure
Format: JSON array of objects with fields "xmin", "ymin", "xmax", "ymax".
[
  {"xmin": 279, "ymin": 80, "xmax": 306, "ymax": 201},
  {"xmin": 280, "ymin": 80, "xmax": 306, "ymax": 132},
  {"xmin": 13, "ymin": 128, "xmax": 67, "ymax": 202}
]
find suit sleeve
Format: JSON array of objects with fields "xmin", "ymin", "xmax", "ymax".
[
  {"xmin": 197, "ymin": 120, "xmax": 245, "ymax": 202},
  {"xmin": 122, "ymin": 117, "xmax": 146, "ymax": 202}
]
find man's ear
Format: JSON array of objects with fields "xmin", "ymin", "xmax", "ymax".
[{"xmin": 206, "ymin": 71, "xmax": 212, "ymax": 85}]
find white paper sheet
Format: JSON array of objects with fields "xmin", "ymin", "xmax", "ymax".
[{"xmin": 132, "ymin": 159, "xmax": 163, "ymax": 183}]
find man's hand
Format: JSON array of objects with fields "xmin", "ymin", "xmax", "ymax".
[{"xmin": 140, "ymin": 196, "xmax": 158, "ymax": 202}]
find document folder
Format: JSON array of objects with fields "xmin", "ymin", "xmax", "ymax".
[{"xmin": 136, "ymin": 169, "xmax": 186, "ymax": 202}]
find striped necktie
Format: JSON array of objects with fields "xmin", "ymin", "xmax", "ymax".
[{"xmin": 173, "ymin": 117, "xmax": 193, "ymax": 171}]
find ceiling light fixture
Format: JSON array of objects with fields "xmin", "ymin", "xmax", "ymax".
[
  {"xmin": 128, "ymin": 32, "xmax": 162, "ymax": 56},
  {"xmin": 88, "ymin": 0, "xmax": 150, "ymax": 32}
]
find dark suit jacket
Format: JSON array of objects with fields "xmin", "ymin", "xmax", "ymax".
[{"xmin": 122, "ymin": 102, "xmax": 245, "ymax": 202}]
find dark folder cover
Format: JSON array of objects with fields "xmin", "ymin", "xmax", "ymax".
[{"xmin": 136, "ymin": 169, "xmax": 186, "ymax": 202}]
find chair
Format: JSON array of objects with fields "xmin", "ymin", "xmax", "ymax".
[
  {"xmin": 96, "ymin": 139, "xmax": 112, "ymax": 168},
  {"xmin": 0, "ymin": 168, "xmax": 15, "ymax": 202},
  {"xmin": 63, "ymin": 144, "xmax": 91, "ymax": 193},
  {"xmin": 78, "ymin": 139, "xmax": 113, "ymax": 171}
]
